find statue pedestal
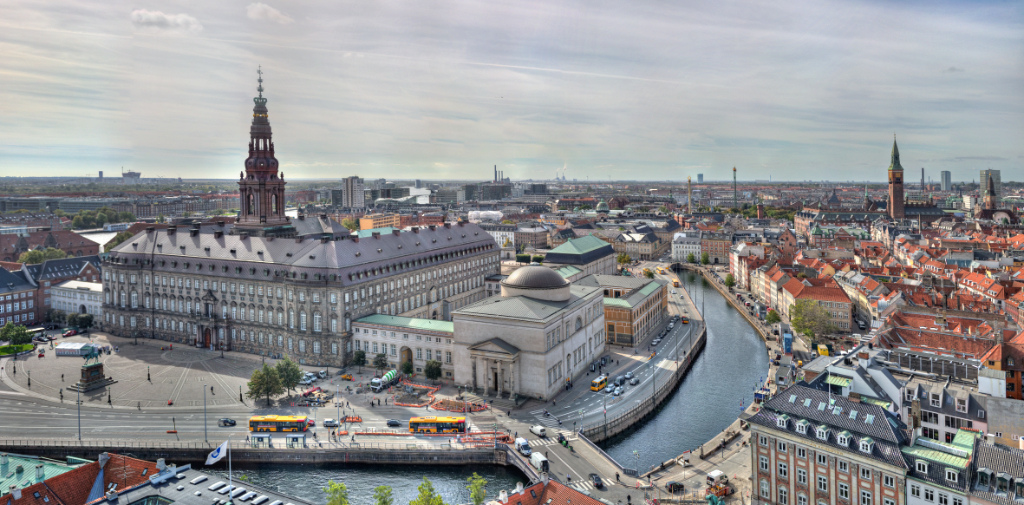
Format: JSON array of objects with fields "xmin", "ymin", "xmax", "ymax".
[{"xmin": 68, "ymin": 362, "xmax": 116, "ymax": 392}]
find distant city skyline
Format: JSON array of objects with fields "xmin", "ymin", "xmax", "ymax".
[{"xmin": 2, "ymin": 0, "xmax": 1022, "ymax": 181}]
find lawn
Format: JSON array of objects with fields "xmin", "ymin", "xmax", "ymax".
[{"xmin": 0, "ymin": 344, "xmax": 34, "ymax": 356}]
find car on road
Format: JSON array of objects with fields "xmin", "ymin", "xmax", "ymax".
[
  {"xmin": 530, "ymin": 425, "xmax": 547, "ymax": 437},
  {"xmin": 613, "ymin": 387, "xmax": 623, "ymax": 396},
  {"xmin": 323, "ymin": 418, "xmax": 339, "ymax": 427},
  {"xmin": 306, "ymin": 419, "xmax": 316, "ymax": 427},
  {"xmin": 218, "ymin": 418, "xmax": 236, "ymax": 427},
  {"xmin": 62, "ymin": 329, "xmax": 77, "ymax": 337},
  {"xmin": 624, "ymin": 371, "xmax": 634, "ymax": 380},
  {"xmin": 629, "ymin": 377, "xmax": 639, "ymax": 385},
  {"xmin": 589, "ymin": 473, "xmax": 604, "ymax": 489},
  {"xmin": 604, "ymin": 385, "xmax": 615, "ymax": 393},
  {"xmin": 652, "ymin": 339, "xmax": 661, "ymax": 346},
  {"xmin": 666, "ymin": 481, "xmax": 685, "ymax": 493},
  {"xmin": 386, "ymin": 419, "xmax": 402, "ymax": 427},
  {"xmin": 681, "ymin": 317, "xmax": 689, "ymax": 324}
]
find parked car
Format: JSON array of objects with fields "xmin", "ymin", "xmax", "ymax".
[
  {"xmin": 666, "ymin": 481, "xmax": 685, "ymax": 493},
  {"xmin": 386, "ymin": 419, "xmax": 402, "ymax": 427},
  {"xmin": 62, "ymin": 329, "xmax": 77, "ymax": 337},
  {"xmin": 323, "ymin": 419, "xmax": 339, "ymax": 427},
  {"xmin": 218, "ymin": 418, "xmax": 236, "ymax": 427}
]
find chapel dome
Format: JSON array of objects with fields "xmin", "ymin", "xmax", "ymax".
[{"xmin": 500, "ymin": 265, "xmax": 572, "ymax": 302}]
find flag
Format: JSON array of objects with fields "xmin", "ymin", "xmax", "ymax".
[{"xmin": 206, "ymin": 441, "xmax": 228, "ymax": 465}]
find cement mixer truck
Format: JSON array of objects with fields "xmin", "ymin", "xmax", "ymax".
[{"xmin": 370, "ymin": 370, "xmax": 399, "ymax": 392}]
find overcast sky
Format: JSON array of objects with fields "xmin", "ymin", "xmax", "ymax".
[{"xmin": 2, "ymin": 0, "xmax": 1022, "ymax": 182}]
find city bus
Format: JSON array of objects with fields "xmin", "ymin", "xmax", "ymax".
[
  {"xmin": 591, "ymin": 374, "xmax": 608, "ymax": 391},
  {"xmin": 248, "ymin": 415, "xmax": 310, "ymax": 432},
  {"xmin": 408, "ymin": 416, "xmax": 467, "ymax": 434}
]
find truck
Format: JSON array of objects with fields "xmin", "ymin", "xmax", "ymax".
[
  {"xmin": 529, "ymin": 452, "xmax": 549, "ymax": 472},
  {"xmin": 782, "ymin": 332, "xmax": 793, "ymax": 354},
  {"xmin": 514, "ymin": 437, "xmax": 531, "ymax": 456},
  {"xmin": 370, "ymin": 370, "xmax": 399, "ymax": 392}
]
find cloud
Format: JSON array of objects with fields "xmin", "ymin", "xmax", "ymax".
[
  {"xmin": 944, "ymin": 66, "xmax": 965, "ymax": 72},
  {"xmin": 246, "ymin": 3, "xmax": 293, "ymax": 24},
  {"xmin": 130, "ymin": 9, "xmax": 202, "ymax": 34},
  {"xmin": 943, "ymin": 156, "xmax": 1007, "ymax": 161}
]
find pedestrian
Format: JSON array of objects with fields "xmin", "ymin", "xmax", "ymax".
[
  {"xmin": 515, "ymin": 431, "xmax": 517, "ymax": 438},
  {"xmin": 507, "ymin": 410, "xmax": 511, "ymax": 416},
  {"xmin": 616, "ymin": 472, "xmax": 620, "ymax": 482}
]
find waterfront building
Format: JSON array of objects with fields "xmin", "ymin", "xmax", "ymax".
[
  {"xmin": 671, "ymin": 231, "xmax": 702, "ymax": 262},
  {"xmin": 701, "ymin": 232, "xmax": 732, "ymax": 265},
  {"xmin": 747, "ymin": 384, "xmax": 910, "ymax": 505},
  {"xmin": 452, "ymin": 266, "xmax": 605, "ymax": 399},
  {"xmin": 613, "ymin": 231, "xmax": 663, "ymax": 261},
  {"xmin": 352, "ymin": 314, "xmax": 455, "ymax": 378},
  {"xmin": 575, "ymin": 274, "xmax": 668, "ymax": 346},
  {"xmin": 50, "ymin": 280, "xmax": 103, "ymax": 317},
  {"xmin": 102, "ymin": 76, "xmax": 499, "ymax": 366}
]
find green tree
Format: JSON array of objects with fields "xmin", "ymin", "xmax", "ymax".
[
  {"xmin": 372, "ymin": 485, "xmax": 393, "ymax": 505},
  {"xmin": 46, "ymin": 309, "xmax": 66, "ymax": 325},
  {"xmin": 724, "ymin": 274, "xmax": 736, "ymax": 288},
  {"xmin": 530, "ymin": 255, "xmax": 544, "ymax": 264},
  {"xmin": 401, "ymin": 360, "xmax": 414, "ymax": 375},
  {"xmin": 66, "ymin": 313, "xmax": 80, "ymax": 328},
  {"xmin": 515, "ymin": 254, "xmax": 530, "ymax": 264},
  {"xmin": 466, "ymin": 473, "xmax": 488, "ymax": 505},
  {"xmin": 500, "ymin": 220, "xmax": 514, "ymax": 225},
  {"xmin": 765, "ymin": 310, "xmax": 781, "ymax": 325},
  {"xmin": 275, "ymin": 355, "xmax": 303, "ymax": 395},
  {"xmin": 409, "ymin": 477, "xmax": 448, "ymax": 505},
  {"xmin": 323, "ymin": 480, "xmax": 351, "ymax": 505},
  {"xmin": 104, "ymin": 230, "xmax": 135, "ymax": 252},
  {"xmin": 700, "ymin": 252, "xmax": 710, "ymax": 265},
  {"xmin": 644, "ymin": 269, "xmax": 655, "ymax": 279},
  {"xmin": 657, "ymin": 205, "xmax": 669, "ymax": 214},
  {"xmin": 352, "ymin": 350, "xmax": 366, "ymax": 373},
  {"xmin": 423, "ymin": 360, "xmax": 442, "ymax": 381},
  {"xmin": 156, "ymin": 214, "xmax": 166, "ymax": 223},
  {"xmin": 372, "ymin": 353, "xmax": 389, "ymax": 373},
  {"xmin": 77, "ymin": 314, "xmax": 94, "ymax": 329},
  {"xmin": 789, "ymin": 299, "xmax": 835, "ymax": 341},
  {"xmin": 686, "ymin": 253, "xmax": 696, "ymax": 264},
  {"xmin": 341, "ymin": 218, "xmax": 358, "ymax": 230},
  {"xmin": 616, "ymin": 253, "xmax": 632, "ymax": 265},
  {"xmin": 246, "ymin": 363, "xmax": 284, "ymax": 406},
  {"xmin": 71, "ymin": 215, "xmax": 84, "ymax": 229},
  {"xmin": 0, "ymin": 323, "xmax": 32, "ymax": 346},
  {"xmin": 18, "ymin": 247, "xmax": 68, "ymax": 264}
]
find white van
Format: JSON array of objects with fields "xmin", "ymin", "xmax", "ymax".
[
  {"xmin": 514, "ymin": 437, "xmax": 531, "ymax": 456},
  {"xmin": 530, "ymin": 452, "xmax": 549, "ymax": 472},
  {"xmin": 530, "ymin": 425, "xmax": 547, "ymax": 437},
  {"xmin": 317, "ymin": 370, "xmax": 328, "ymax": 379}
]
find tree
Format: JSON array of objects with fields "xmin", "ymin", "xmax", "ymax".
[
  {"xmin": 686, "ymin": 253, "xmax": 696, "ymax": 264},
  {"xmin": 724, "ymin": 274, "xmax": 736, "ymax": 288},
  {"xmin": 323, "ymin": 480, "xmax": 350, "ymax": 505},
  {"xmin": 66, "ymin": 313, "xmax": 80, "ymax": 328},
  {"xmin": 466, "ymin": 473, "xmax": 488, "ymax": 505},
  {"xmin": 246, "ymin": 363, "xmax": 284, "ymax": 406},
  {"xmin": 616, "ymin": 253, "xmax": 632, "ymax": 265},
  {"xmin": 77, "ymin": 314, "xmax": 94, "ymax": 329},
  {"xmin": 156, "ymin": 214, "xmax": 166, "ymax": 223},
  {"xmin": 424, "ymin": 360, "xmax": 442, "ymax": 381},
  {"xmin": 46, "ymin": 309, "xmax": 66, "ymax": 325},
  {"xmin": 104, "ymin": 230, "xmax": 135, "ymax": 252},
  {"xmin": 341, "ymin": 218, "xmax": 358, "ymax": 231},
  {"xmin": 0, "ymin": 323, "xmax": 32, "ymax": 346},
  {"xmin": 372, "ymin": 485, "xmax": 393, "ymax": 505},
  {"xmin": 275, "ymin": 355, "xmax": 303, "ymax": 395},
  {"xmin": 515, "ymin": 253, "xmax": 530, "ymax": 264},
  {"xmin": 18, "ymin": 247, "xmax": 67, "ymax": 264},
  {"xmin": 372, "ymin": 353, "xmax": 389, "ymax": 373},
  {"xmin": 401, "ymin": 360, "xmax": 414, "ymax": 375},
  {"xmin": 352, "ymin": 350, "xmax": 366, "ymax": 373},
  {"xmin": 500, "ymin": 220, "xmax": 514, "ymax": 225},
  {"xmin": 530, "ymin": 255, "xmax": 544, "ymax": 264},
  {"xmin": 700, "ymin": 252, "xmax": 710, "ymax": 265},
  {"xmin": 71, "ymin": 216, "xmax": 85, "ymax": 229},
  {"xmin": 644, "ymin": 269, "xmax": 655, "ymax": 279},
  {"xmin": 409, "ymin": 478, "xmax": 448, "ymax": 505},
  {"xmin": 789, "ymin": 299, "xmax": 835, "ymax": 341},
  {"xmin": 657, "ymin": 205, "xmax": 669, "ymax": 214},
  {"xmin": 765, "ymin": 310, "xmax": 781, "ymax": 325}
]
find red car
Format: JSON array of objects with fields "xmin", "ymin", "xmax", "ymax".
[
  {"xmin": 63, "ymin": 329, "xmax": 77, "ymax": 337},
  {"xmin": 306, "ymin": 419, "xmax": 316, "ymax": 427}
]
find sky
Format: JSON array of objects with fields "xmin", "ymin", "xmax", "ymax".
[{"xmin": 1, "ymin": 0, "xmax": 1023, "ymax": 182}]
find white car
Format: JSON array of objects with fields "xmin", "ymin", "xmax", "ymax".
[{"xmin": 323, "ymin": 418, "xmax": 339, "ymax": 427}]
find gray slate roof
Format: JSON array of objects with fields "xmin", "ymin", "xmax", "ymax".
[
  {"xmin": 971, "ymin": 442, "xmax": 1024, "ymax": 505},
  {"xmin": 23, "ymin": 256, "xmax": 101, "ymax": 284}
]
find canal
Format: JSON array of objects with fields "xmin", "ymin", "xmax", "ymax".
[
  {"xmin": 601, "ymin": 272, "xmax": 769, "ymax": 471},
  {"xmin": 236, "ymin": 272, "xmax": 767, "ymax": 501}
]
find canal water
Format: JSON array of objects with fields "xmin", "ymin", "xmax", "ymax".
[
  {"xmin": 235, "ymin": 273, "xmax": 767, "ymax": 501},
  {"xmin": 601, "ymin": 274, "xmax": 770, "ymax": 471}
]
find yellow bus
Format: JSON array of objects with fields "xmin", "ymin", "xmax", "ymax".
[
  {"xmin": 248, "ymin": 415, "xmax": 310, "ymax": 432},
  {"xmin": 409, "ymin": 416, "xmax": 467, "ymax": 434},
  {"xmin": 591, "ymin": 375, "xmax": 608, "ymax": 391}
]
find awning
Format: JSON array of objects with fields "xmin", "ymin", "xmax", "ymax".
[
  {"xmin": 285, "ymin": 433, "xmax": 306, "ymax": 439},
  {"xmin": 251, "ymin": 433, "xmax": 271, "ymax": 439},
  {"xmin": 825, "ymin": 375, "xmax": 851, "ymax": 388}
]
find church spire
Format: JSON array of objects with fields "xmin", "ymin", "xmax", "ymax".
[
  {"xmin": 888, "ymin": 134, "xmax": 903, "ymax": 172},
  {"xmin": 236, "ymin": 67, "xmax": 288, "ymax": 233}
]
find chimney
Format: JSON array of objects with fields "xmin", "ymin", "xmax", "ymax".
[
  {"xmin": 444, "ymin": 222, "xmax": 451, "ymax": 229},
  {"xmin": 392, "ymin": 229, "xmax": 400, "ymax": 236},
  {"xmin": 498, "ymin": 491, "xmax": 508, "ymax": 502},
  {"xmin": 412, "ymin": 227, "xmax": 419, "ymax": 234},
  {"xmin": 11, "ymin": 485, "xmax": 21, "ymax": 500},
  {"xmin": 98, "ymin": 453, "xmax": 110, "ymax": 468},
  {"xmin": 156, "ymin": 458, "xmax": 166, "ymax": 471},
  {"xmin": 457, "ymin": 221, "xmax": 465, "ymax": 227},
  {"xmin": 214, "ymin": 231, "xmax": 223, "ymax": 239},
  {"xmin": 35, "ymin": 464, "xmax": 44, "ymax": 481},
  {"xmin": 372, "ymin": 232, "xmax": 380, "ymax": 239},
  {"xmin": 1, "ymin": 453, "xmax": 8, "ymax": 465},
  {"xmin": 105, "ymin": 489, "xmax": 118, "ymax": 502},
  {"xmin": 145, "ymin": 227, "xmax": 154, "ymax": 233},
  {"xmin": 540, "ymin": 472, "xmax": 549, "ymax": 486},
  {"xmin": 351, "ymin": 236, "xmax": 359, "ymax": 243},
  {"xmin": 166, "ymin": 227, "xmax": 176, "ymax": 236}
]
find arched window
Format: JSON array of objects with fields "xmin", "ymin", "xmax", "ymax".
[
  {"xmin": 300, "ymin": 311, "xmax": 307, "ymax": 331},
  {"xmin": 288, "ymin": 309, "xmax": 295, "ymax": 329},
  {"xmin": 247, "ymin": 193, "xmax": 255, "ymax": 215},
  {"xmin": 271, "ymin": 193, "xmax": 278, "ymax": 214},
  {"xmin": 130, "ymin": 291, "xmax": 138, "ymax": 309}
]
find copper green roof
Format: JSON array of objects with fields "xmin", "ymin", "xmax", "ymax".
[
  {"xmin": 889, "ymin": 136, "xmax": 904, "ymax": 172},
  {"xmin": 604, "ymin": 297, "xmax": 632, "ymax": 309},
  {"xmin": 356, "ymin": 226, "xmax": 397, "ymax": 238},
  {"xmin": 554, "ymin": 265, "xmax": 582, "ymax": 278},
  {"xmin": 354, "ymin": 314, "xmax": 453, "ymax": 334},
  {"xmin": 902, "ymin": 430, "xmax": 979, "ymax": 471},
  {"xmin": 548, "ymin": 235, "xmax": 610, "ymax": 256},
  {"xmin": 639, "ymin": 281, "xmax": 662, "ymax": 297},
  {"xmin": 0, "ymin": 453, "xmax": 79, "ymax": 492}
]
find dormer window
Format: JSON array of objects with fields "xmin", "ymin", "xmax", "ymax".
[
  {"xmin": 860, "ymin": 438, "xmax": 874, "ymax": 454},
  {"xmin": 837, "ymin": 431, "xmax": 850, "ymax": 447},
  {"xmin": 796, "ymin": 420, "xmax": 809, "ymax": 435},
  {"xmin": 916, "ymin": 461, "xmax": 929, "ymax": 474},
  {"xmin": 931, "ymin": 393, "xmax": 941, "ymax": 407},
  {"xmin": 956, "ymin": 398, "xmax": 967, "ymax": 413},
  {"xmin": 978, "ymin": 469, "xmax": 992, "ymax": 488},
  {"xmin": 777, "ymin": 414, "xmax": 790, "ymax": 429},
  {"xmin": 945, "ymin": 469, "xmax": 958, "ymax": 483},
  {"xmin": 816, "ymin": 426, "xmax": 829, "ymax": 441}
]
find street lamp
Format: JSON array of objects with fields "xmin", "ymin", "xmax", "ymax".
[
  {"xmin": 203, "ymin": 384, "xmax": 208, "ymax": 444},
  {"xmin": 77, "ymin": 388, "xmax": 81, "ymax": 441}
]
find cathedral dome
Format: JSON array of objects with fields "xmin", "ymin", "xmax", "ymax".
[
  {"xmin": 596, "ymin": 200, "xmax": 610, "ymax": 212},
  {"xmin": 501, "ymin": 265, "xmax": 571, "ymax": 301}
]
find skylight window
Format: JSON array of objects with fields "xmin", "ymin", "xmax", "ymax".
[
  {"xmin": 849, "ymin": 410, "xmax": 858, "ymax": 419},
  {"xmin": 818, "ymin": 402, "xmax": 827, "ymax": 411},
  {"xmin": 804, "ymin": 398, "xmax": 812, "ymax": 407},
  {"xmin": 865, "ymin": 414, "xmax": 875, "ymax": 425},
  {"xmin": 789, "ymin": 394, "xmax": 797, "ymax": 403},
  {"xmin": 833, "ymin": 406, "xmax": 842, "ymax": 415}
]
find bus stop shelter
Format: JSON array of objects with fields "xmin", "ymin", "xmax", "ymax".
[
  {"xmin": 285, "ymin": 433, "xmax": 306, "ymax": 448},
  {"xmin": 250, "ymin": 433, "xmax": 271, "ymax": 448}
]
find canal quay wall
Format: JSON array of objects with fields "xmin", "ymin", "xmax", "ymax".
[
  {"xmin": 677, "ymin": 264, "xmax": 771, "ymax": 343},
  {"xmin": 0, "ymin": 439, "xmax": 537, "ymax": 479}
]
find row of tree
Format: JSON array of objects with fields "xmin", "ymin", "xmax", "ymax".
[
  {"xmin": 350, "ymin": 350, "xmax": 444, "ymax": 380},
  {"xmin": 245, "ymin": 356, "xmax": 305, "ymax": 405},
  {"xmin": 45, "ymin": 310, "xmax": 94, "ymax": 329},
  {"xmin": 514, "ymin": 254, "xmax": 544, "ymax": 264},
  {"xmin": 17, "ymin": 247, "xmax": 67, "ymax": 264},
  {"xmin": 325, "ymin": 474, "xmax": 488, "ymax": 505},
  {"xmin": 57, "ymin": 207, "xmax": 135, "ymax": 230},
  {"xmin": 684, "ymin": 252, "xmax": 712, "ymax": 265}
]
